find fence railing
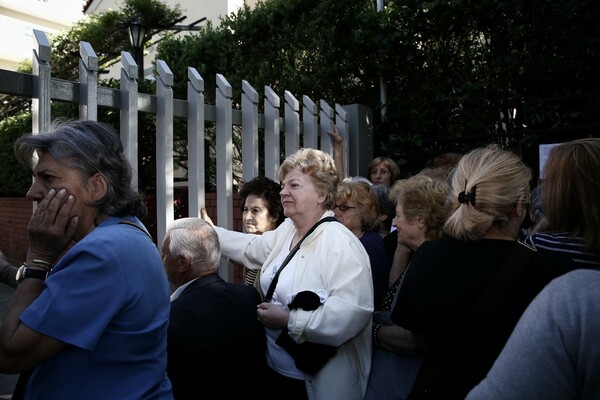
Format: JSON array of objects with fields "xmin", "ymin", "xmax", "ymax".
[{"xmin": 0, "ymin": 29, "xmax": 374, "ymax": 280}]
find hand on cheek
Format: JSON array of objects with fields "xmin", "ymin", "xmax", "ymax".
[{"xmin": 27, "ymin": 188, "xmax": 79, "ymax": 263}]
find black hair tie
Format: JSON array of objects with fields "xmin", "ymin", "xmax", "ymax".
[{"xmin": 458, "ymin": 179, "xmax": 477, "ymax": 206}]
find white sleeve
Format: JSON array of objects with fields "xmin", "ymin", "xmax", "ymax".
[{"xmin": 214, "ymin": 219, "xmax": 293, "ymax": 271}]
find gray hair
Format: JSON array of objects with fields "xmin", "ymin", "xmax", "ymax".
[
  {"xmin": 165, "ymin": 218, "xmax": 221, "ymax": 272},
  {"xmin": 14, "ymin": 119, "xmax": 146, "ymax": 217}
]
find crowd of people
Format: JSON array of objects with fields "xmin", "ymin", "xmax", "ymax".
[{"xmin": 0, "ymin": 118, "xmax": 598, "ymax": 399}]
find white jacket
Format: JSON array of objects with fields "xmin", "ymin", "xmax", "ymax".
[{"xmin": 215, "ymin": 211, "xmax": 373, "ymax": 400}]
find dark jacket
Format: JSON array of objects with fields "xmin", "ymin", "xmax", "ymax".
[{"xmin": 167, "ymin": 274, "xmax": 267, "ymax": 399}]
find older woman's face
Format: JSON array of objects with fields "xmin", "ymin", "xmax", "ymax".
[
  {"xmin": 392, "ymin": 202, "xmax": 425, "ymax": 251},
  {"xmin": 280, "ymin": 169, "xmax": 325, "ymax": 221},
  {"xmin": 243, "ymin": 194, "xmax": 277, "ymax": 234},
  {"xmin": 26, "ymin": 152, "xmax": 100, "ymax": 241},
  {"xmin": 370, "ymin": 161, "xmax": 392, "ymax": 186},
  {"xmin": 334, "ymin": 198, "xmax": 363, "ymax": 237}
]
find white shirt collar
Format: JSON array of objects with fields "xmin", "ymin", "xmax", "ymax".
[{"xmin": 170, "ymin": 277, "xmax": 200, "ymax": 302}]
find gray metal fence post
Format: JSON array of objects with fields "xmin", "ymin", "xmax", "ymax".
[
  {"xmin": 32, "ymin": 29, "xmax": 51, "ymax": 133},
  {"xmin": 242, "ymin": 80, "xmax": 259, "ymax": 180},
  {"xmin": 156, "ymin": 60, "xmax": 175, "ymax": 248},
  {"xmin": 302, "ymin": 95, "xmax": 318, "ymax": 149},
  {"xmin": 319, "ymin": 100, "xmax": 334, "ymax": 154},
  {"xmin": 335, "ymin": 104, "xmax": 350, "ymax": 178},
  {"xmin": 284, "ymin": 91, "xmax": 300, "ymax": 157},
  {"xmin": 215, "ymin": 73, "xmax": 233, "ymax": 230},
  {"xmin": 187, "ymin": 67, "xmax": 205, "ymax": 218},
  {"xmin": 216, "ymin": 73, "xmax": 234, "ymax": 281},
  {"xmin": 78, "ymin": 41, "xmax": 98, "ymax": 121},
  {"xmin": 120, "ymin": 51, "xmax": 140, "ymax": 190},
  {"xmin": 264, "ymin": 86, "xmax": 280, "ymax": 181}
]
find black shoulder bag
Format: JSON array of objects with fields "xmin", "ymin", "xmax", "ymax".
[
  {"xmin": 265, "ymin": 216, "xmax": 338, "ymax": 375},
  {"xmin": 408, "ymin": 240, "xmax": 536, "ymax": 399}
]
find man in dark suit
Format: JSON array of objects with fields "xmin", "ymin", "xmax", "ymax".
[{"xmin": 161, "ymin": 218, "xmax": 267, "ymax": 399}]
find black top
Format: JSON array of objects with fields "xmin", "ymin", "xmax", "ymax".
[
  {"xmin": 360, "ymin": 230, "xmax": 392, "ymax": 310},
  {"xmin": 391, "ymin": 238, "xmax": 579, "ymax": 399},
  {"xmin": 383, "ymin": 229, "xmax": 398, "ymax": 260}
]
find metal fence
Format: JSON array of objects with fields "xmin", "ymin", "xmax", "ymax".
[{"xmin": 0, "ymin": 29, "xmax": 373, "ymax": 280}]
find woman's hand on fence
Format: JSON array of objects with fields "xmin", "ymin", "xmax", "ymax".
[
  {"xmin": 327, "ymin": 125, "xmax": 345, "ymax": 180},
  {"xmin": 327, "ymin": 125, "xmax": 342, "ymax": 147},
  {"xmin": 200, "ymin": 208, "xmax": 215, "ymax": 227}
]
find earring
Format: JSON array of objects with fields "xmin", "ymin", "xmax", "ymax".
[{"xmin": 417, "ymin": 224, "xmax": 424, "ymax": 230}]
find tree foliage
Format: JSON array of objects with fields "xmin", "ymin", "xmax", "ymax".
[
  {"xmin": 158, "ymin": 0, "xmax": 380, "ymax": 109},
  {"xmin": 158, "ymin": 0, "xmax": 382, "ymax": 183},
  {"xmin": 1, "ymin": 0, "xmax": 598, "ymax": 197},
  {"xmin": 158, "ymin": 0, "xmax": 599, "ymax": 178},
  {"xmin": 0, "ymin": 114, "xmax": 32, "ymax": 195},
  {"xmin": 379, "ymin": 0, "xmax": 600, "ymax": 172}
]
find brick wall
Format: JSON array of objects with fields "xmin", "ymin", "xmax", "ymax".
[
  {"xmin": 0, "ymin": 197, "xmax": 33, "ymax": 264},
  {"xmin": 0, "ymin": 191, "xmax": 245, "ymax": 283}
]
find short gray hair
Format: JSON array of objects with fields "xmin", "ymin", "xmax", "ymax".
[{"xmin": 165, "ymin": 218, "xmax": 221, "ymax": 272}]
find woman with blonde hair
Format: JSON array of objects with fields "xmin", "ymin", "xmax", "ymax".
[
  {"xmin": 391, "ymin": 145, "xmax": 577, "ymax": 399},
  {"xmin": 466, "ymin": 139, "xmax": 600, "ymax": 399},
  {"xmin": 202, "ymin": 148, "xmax": 373, "ymax": 400},
  {"xmin": 443, "ymin": 145, "xmax": 532, "ymax": 241}
]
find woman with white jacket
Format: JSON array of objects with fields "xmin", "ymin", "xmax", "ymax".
[{"xmin": 202, "ymin": 148, "xmax": 373, "ymax": 400}]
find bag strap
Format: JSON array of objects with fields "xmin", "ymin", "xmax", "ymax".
[
  {"xmin": 264, "ymin": 216, "xmax": 337, "ymax": 302},
  {"xmin": 409, "ymin": 240, "xmax": 536, "ymax": 398},
  {"xmin": 119, "ymin": 220, "xmax": 153, "ymax": 241}
]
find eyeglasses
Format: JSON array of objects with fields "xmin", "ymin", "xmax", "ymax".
[
  {"xmin": 371, "ymin": 169, "xmax": 390, "ymax": 175},
  {"xmin": 334, "ymin": 204, "xmax": 357, "ymax": 212}
]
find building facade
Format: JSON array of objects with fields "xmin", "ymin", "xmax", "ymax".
[
  {"xmin": 0, "ymin": 0, "xmax": 258, "ymax": 72},
  {"xmin": 0, "ymin": 0, "xmax": 84, "ymax": 70},
  {"xmin": 83, "ymin": 0, "xmax": 258, "ymax": 79}
]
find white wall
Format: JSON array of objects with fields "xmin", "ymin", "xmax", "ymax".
[
  {"xmin": 0, "ymin": 0, "xmax": 255, "ymax": 72},
  {"xmin": 85, "ymin": 0, "xmax": 251, "ymax": 27},
  {"xmin": 0, "ymin": 0, "xmax": 84, "ymax": 70},
  {"xmin": 84, "ymin": 0, "xmax": 255, "ymax": 80}
]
